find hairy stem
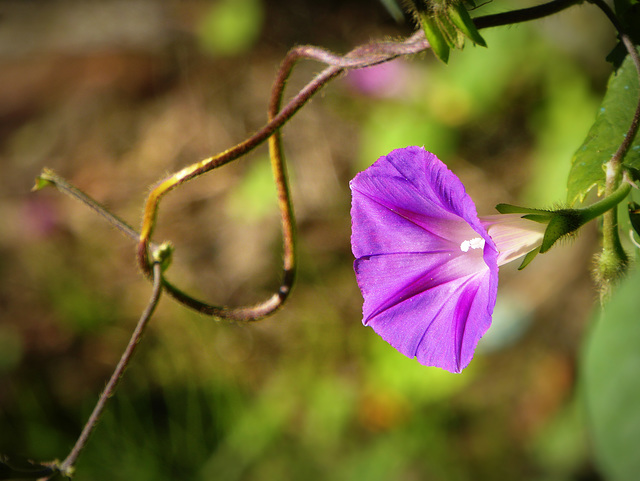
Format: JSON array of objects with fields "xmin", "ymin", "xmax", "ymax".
[
  {"xmin": 589, "ymin": 0, "xmax": 640, "ymax": 295},
  {"xmin": 136, "ymin": 64, "xmax": 344, "ymax": 319},
  {"xmin": 56, "ymin": 262, "xmax": 164, "ymax": 478},
  {"xmin": 590, "ymin": 0, "xmax": 640, "ymax": 170},
  {"xmin": 34, "ymin": 169, "xmax": 157, "ymax": 249},
  {"xmin": 32, "ymin": 1, "xmax": 584, "ymax": 321},
  {"xmin": 134, "ymin": 0, "xmax": 580, "ymax": 319}
]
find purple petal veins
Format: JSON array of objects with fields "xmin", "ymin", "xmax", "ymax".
[{"xmin": 350, "ymin": 146, "xmax": 543, "ymax": 373}]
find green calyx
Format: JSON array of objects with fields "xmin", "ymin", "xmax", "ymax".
[
  {"xmin": 448, "ymin": 2, "xmax": 486, "ymax": 47},
  {"xmin": 537, "ymin": 210, "xmax": 583, "ymax": 253},
  {"xmin": 32, "ymin": 168, "xmax": 57, "ymax": 191},
  {"xmin": 517, "ymin": 246, "xmax": 541, "ymax": 271},
  {"xmin": 496, "ymin": 181, "xmax": 632, "ymax": 259},
  {"xmin": 420, "ymin": 13, "xmax": 451, "ymax": 63},
  {"xmin": 409, "ymin": 0, "xmax": 486, "ymax": 63}
]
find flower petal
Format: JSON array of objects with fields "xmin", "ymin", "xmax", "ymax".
[
  {"xmin": 355, "ymin": 252, "xmax": 496, "ymax": 372},
  {"xmin": 350, "ymin": 147, "xmax": 493, "ymax": 258},
  {"xmin": 350, "ymin": 146, "xmax": 499, "ymax": 372}
]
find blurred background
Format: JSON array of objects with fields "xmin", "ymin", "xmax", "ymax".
[{"xmin": 0, "ymin": 0, "xmax": 620, "ymax": 479}]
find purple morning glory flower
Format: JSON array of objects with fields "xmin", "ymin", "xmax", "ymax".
[{"xmin": 350, "ymin": 146, "xmax": 545, "ymax": 373}]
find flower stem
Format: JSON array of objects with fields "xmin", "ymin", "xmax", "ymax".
[
  {"xmin": 34, "ymin": 169, "xmax": 154, "ymax": 248},
  {"xmin": 588, "ymin": 0, "xmax": 640, "ymax": 296},
  {"xmin": 475, "ymin": 0, "xmax": 581, "ymax": 30},
  {"xmin": 589, "ymin": 0, "xmax": 640, "ymax": 169},
  {"xmin": 55, "ymin": 261, "xmax": 164, "ymax": 478},
  {"xmin": 580, "ymin": 182, "xmax": 632, "ymax": 223},
  {"xmin": 35, "ymin": 1, "xmax": 585, "ymax": 321},
  {"xmin": 134, "ymin": 0, "xmax": 581, "ymax": 319}
]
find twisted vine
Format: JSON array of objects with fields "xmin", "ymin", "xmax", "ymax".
[{"xmin": 30, "ymin": 1, "xmax": 640, "ymax": 477}]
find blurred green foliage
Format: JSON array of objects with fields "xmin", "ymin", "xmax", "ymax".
[
  {"xmin": 583, "ymin": 266, "xmax": 640, "ymax": 481},
  {"xmin": 198, "ymin": 0, "xmax": 264, "ymax": 56},
  {"xmin": 352, "ymin": 23, "xmax": 600, "ymax": 207},
  {"xmin": 225, "ymin": 157, "xmax": 277, "ymax": 221}
]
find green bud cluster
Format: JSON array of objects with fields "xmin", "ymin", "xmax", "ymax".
[{"xmin": 404, "ymin": 0, "xmax": 486, "ymax": 62}]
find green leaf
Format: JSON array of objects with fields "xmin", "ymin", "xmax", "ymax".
[
  {"xmin": 582, "ymin": 267, "xmax": 640, "ymax": 481},
  {"xmin": 447, "ymin": 2, "xmax": 486, "ymax": 47},
  {"xmin": 418, "ymin": 12, "xmax": 450, "ymax": 63},
  {"xmin": 567, "ymin": 50, "xmax": 640, "ymax": 206}
]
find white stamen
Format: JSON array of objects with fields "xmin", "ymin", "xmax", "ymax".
[{"xmin": 460, "ymin": 237, "xmax": 485, "ymax": 252}]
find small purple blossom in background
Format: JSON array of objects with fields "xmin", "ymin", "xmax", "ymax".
[
  {"xmin": 350, "ymin": 146, "xmax": 545, "ymax": 373},
  {"xmin": 23, "ymin": 197, "xmax": 60, "ymax": 239},
  {"xmin": 345, "ymin": 61, "xmax": 408, "ymax": 98}
]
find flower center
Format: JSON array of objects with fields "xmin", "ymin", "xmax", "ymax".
[{"xmin": 460, "ymin": 237, "xmax": 485, "ymax": 253}]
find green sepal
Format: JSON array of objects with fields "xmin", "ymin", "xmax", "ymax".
[
  {"xmin": 518, "ymin": 246, "xmax": 540, "ymax": 270},
  {"xmin": 32, "ymin": 168, "xmax": 56, "ymax": 191},
  {"xmin": 494, "ymin": 203, "xmax": 572, "ymax": 254},
  {"xmin": 447, "ymin": 2, "xmax": 486, "ymax": 47},
  {"xmin": 522, "ymin": 213, "xmax": 554, "ymax": 224},
  {"xmin": 495, "ymin": 203, "xmax": 552, "ymax": 216},
  {"xmin": 497, "ymin": 183, "xmax": 632, "ymax": 255},
  {"xmin": 540, "ymin": 210, "xmax": 583, "ymax": 253},
  {"xmin": 435, "ymin": 11, "xmax": 465, "ymax": 49},
  {"xmin": 418, "ymin": 12, "xmax": 450, "ymax": 63},
  {"xmin": 32, "ymin": 177, "xmax": 54, "ymax": 191}
]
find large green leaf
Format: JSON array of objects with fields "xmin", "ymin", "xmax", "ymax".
[
  {"xmin": 567, "ymin": 50, "xmax": 640, "ymax": 205},
  {"xmin": 582, "ymin": 267, "xmax": 640, "ymax": 481}
]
